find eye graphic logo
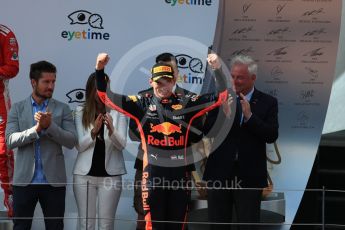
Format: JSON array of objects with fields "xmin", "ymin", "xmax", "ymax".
[
  {"xmin": 62, "ymin": 10, "xmax": 110, "ymax": 41},
  {"xmin": 68, "ymin": 10, "xmax": 103, "ymax": 29},
  {"xmin": 66, "ymin": 89, "xmax": 86, "ymax": 103},
  {"xmin": 175, "ymin": 54, "xmax": 203, "ymax": 73}
]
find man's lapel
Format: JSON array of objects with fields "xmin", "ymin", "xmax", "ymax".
[
  {"xmin": 47, "ymin": 98, "xmax": 55, "ymax": 114},
  {"xmin": 23, "ymin": 97, "xmax": 34, "ymax": 129}
]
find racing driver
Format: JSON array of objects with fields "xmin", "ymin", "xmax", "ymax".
[
  {"xmin": 0, "ymin": 24, "xmax": 19, "ymax": 217},
  {"xmin": 95, "ymin": 52, "xmax": 229, "ymax": 230}
]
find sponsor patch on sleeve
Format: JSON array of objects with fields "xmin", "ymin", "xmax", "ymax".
[
  {"xmin": 191, "ymin": 95, "xmax": 199, "ymax": 102},
  {"xmin": 11, "ymin": 52, "xmax": 18, "ymax": 61},
  {"xmin": 128, "ymin": 95, "xmax": 138, "ymax": 102},
  {"xmin": 171, "ymin": 104, "xmax": 183, "ymax": 110},
  {"xmin": 9, "ymin": 37, "xmax": 17, "ymax": 46}
]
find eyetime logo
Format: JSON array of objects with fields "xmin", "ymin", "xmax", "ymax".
[
  {"xmin": 165, "ymin": 0, "xmax": 212, "ymax": 6},
  {"xmin": 175, "ymin": 54, "xmax": 204, "ymax": 85},
  {"xmin": 176, "ymin": 54, "xmax": 203, "ymax": 73},
  {"xmin": 61, "ymin": 10, "xmax": 110, "ymax": 41}
]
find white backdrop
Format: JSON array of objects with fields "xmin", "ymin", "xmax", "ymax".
[{"xmin": 1, "ymin": 0, "xmax": 219, "ymax": 229}]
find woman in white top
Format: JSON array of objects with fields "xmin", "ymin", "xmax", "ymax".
[{"xmin": 73, "ymin": 73, "xmax": 127, "ymax": 230}]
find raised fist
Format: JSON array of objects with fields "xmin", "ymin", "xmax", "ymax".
[
  {"xmin": 96, "ymin": 53, "xmax": 110, "ymax": 70},
  {"xmin": 207, "ymin": 53, "xmax": 221, "ymax": 70}
]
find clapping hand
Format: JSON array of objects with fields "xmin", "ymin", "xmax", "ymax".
[
  {"xmin": 91, "ymin": 113, "xmax": 103, "ymax": 139},
  {"xmin": 103, "ymin": 113, "xmax": 114, "ymax": 136},
  {"xmin": 222, "ymin": 94, "xmax": 233, "ymax": 118},
  {"xmin": 239, "ymin": 93, "xmax": 252, "ymax": 120},
  {"xmin": 34, "ymin": 110, "xmax": 52, "ymax": 132}
]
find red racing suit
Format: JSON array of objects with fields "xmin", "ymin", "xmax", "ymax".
[
  {"xmin": 96, "ymin": 68, "xmax": 228, "ymax": 230},
  {"xmin": 0, "ymin": 24, "xmax": 19, "ymax": 216}
]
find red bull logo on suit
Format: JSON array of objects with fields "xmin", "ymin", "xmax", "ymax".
[
  {"xmin": 150, "ymin": 122, "xmax": 182, "ymax": 135},
  {"xmin": 148, "ymin": 122, "xmax": 184, "ymax": 147}
]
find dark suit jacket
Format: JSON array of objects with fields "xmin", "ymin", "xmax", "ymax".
[{"xmin": 203, "ymin": 88, "xmax": 278, "ymax": 188}]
